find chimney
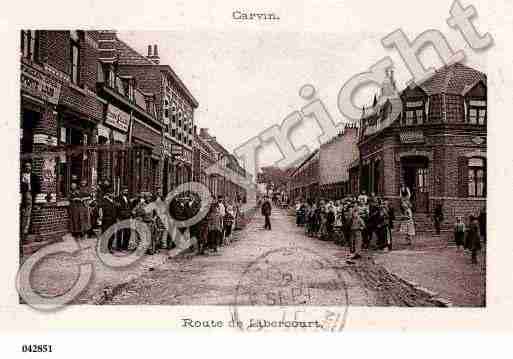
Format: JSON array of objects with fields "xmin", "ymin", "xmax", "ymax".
[
  {"xmin": 146, "ymin": 43, "xmax": 160, "ymax": 64},
  {"xmin": 199, "ymin": 128, "xmax": 209, "ymax": 138}
]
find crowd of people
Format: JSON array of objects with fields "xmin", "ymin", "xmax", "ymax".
[
  {"xmin": 294, "ymin": 189, "xmax": 486, "ymax": 264},
  {"xmin": 67, "ymin": 177, "xmax": 242, "ymax": 256},
  {"xmin": 295, "ymin": 191, "xmax": 395, "ymax": 261},
  {"xmin": 190, "ymin": 196, "xmax": 241, "ymax": 255}
]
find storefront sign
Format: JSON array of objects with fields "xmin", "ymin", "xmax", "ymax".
[
  {"xmin": 21, "ymin": 63, "xmax": 61, "ymax": 105},
  {"xmin": 106, "ymin": 105, "xmax": 130, "ymax": 132},
  {"xmin": 399, "ymin": 130, "xmax": 424, "ymax": 144},
  {"xmin": 42, "ymin": 157, "xmax": 56, "ymax": 183}
]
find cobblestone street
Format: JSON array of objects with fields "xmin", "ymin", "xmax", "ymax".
[{"xmin": 106, "ymin": 207, "xmax": 443, "ymax": 306}]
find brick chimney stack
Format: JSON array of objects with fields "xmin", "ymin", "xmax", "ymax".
[
  {"xmin": 147, "ymin": 44, "xmax": 160, "ymax": 64},
  {"xmin": 199, "ymin": 128, "xmax": 209, "ymax": 138}
]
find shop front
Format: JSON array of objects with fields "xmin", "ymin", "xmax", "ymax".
[
  {"xmin": 96, "ymin": 104, "xmax": 130, "ymax": 194},
  {"xmin": 132, "ymin": 119, "xmax": 162, "ymax": 195}
]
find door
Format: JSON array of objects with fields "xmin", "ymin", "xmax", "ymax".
[
  {"xmin": 415, "ymin": 167, "xmax": 429, "ymax": 213},
  {"xmin": 401, "ymin": 156, "xmax": 430, "ymax": 213}
]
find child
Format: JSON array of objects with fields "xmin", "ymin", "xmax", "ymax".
[
  {"xmin": 454, "ymin": 216, "xmax": 466, "ymax": 250},
  {"xmin": 348, "ymin": 206, "xmax": 365, "ymax": 261}
]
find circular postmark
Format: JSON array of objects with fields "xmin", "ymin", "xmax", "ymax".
[{"xmin": 230, "ymin": 247, "xmax": 349, "ymax": 332}]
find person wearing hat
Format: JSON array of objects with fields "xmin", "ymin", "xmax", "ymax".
[
  {"xmin": 454, "ymin": 216, "xmax": 466, "ymax": 251},
  {"xmin": 20, "ymin": 161, "xmax": 40, "ymax": 240},
  {"xmin": 261, "ymin": 195, "xmax": 272, "ymax": 230},
  {"xmin": 116, "ymin": 186, "xmax": 132, "ymax": 251},
  {"xmin": 98, "ymin": 184, "xmax": 118, "ymax": 252}
]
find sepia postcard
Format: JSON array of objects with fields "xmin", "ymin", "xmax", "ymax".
[{"xmin": 1, "ymin": 0, "xmax": 513, "ymax": 349}]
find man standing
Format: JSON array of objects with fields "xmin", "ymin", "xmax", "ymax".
[
  {"xmin": 99, "ymin": 183, "xmax": 117, "ymax": 253},
  {"xmin": 433, "ymin": 203, "xmax": 444, "ymax": 236},
  {"xmin": 261, "ymin": 196, "xmax": 272, "ymax": 230},
  {"xmin": 478, "ymin": 207, "xmax": 486, "ymax": 243},
  {"xmin": 20, "ymin": 162, "xmax": 40, "ymax": 240},
  {"xmin": 116, "ymin": 186, "xmax": 132, "ymax": 250}
]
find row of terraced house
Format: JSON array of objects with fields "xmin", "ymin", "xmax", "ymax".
[{"xmin": 20, "ymin": 30, "xmax": 246, "ymax": 249}]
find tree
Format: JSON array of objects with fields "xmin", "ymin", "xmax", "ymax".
[{"xmin": 257, "ymin": 166, "xmax": 291, "ymax": 195}]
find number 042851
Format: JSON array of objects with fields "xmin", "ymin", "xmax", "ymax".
[{"xmin": 21, "ymin": 344, "xmax": 53, "ymax": 353}]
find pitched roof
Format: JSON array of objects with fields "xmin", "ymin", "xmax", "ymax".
[
  {"xmin": 115, "ymin": 39, "xmax": 199, "ymax": 107},
  {"xmin": 319, "ymin": 127, "xmax": 359, "ymax": 185},
  {"xmin": 418, "ymin": 62, "xmax": 486, "ymax": 95},
  {"xmin": 115, "ymin": 39, "xmax": 155, "ymax": 66}
]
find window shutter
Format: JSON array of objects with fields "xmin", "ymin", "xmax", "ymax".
[{"xmin": 458, "ymin": 157, "xmax": 468, "ymax": 197}]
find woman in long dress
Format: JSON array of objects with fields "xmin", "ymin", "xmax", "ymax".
[
  {"xmin": 69, "ymin": 182, "xmax": 90, "ymax": 240},
  {"xmin": 79, "ymin": 180, "xmax": 92, "ymax": 237},
  {"xmin": 400, "ymin": 185, "xmax": 411, "ymax": 215}
]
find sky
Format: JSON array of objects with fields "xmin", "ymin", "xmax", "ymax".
[{"xmin": 117, "ymin": 1, "xmax": 489, "ymax": 176}]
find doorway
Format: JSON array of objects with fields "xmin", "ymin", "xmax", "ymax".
[
  {"xmin": 21, "ymin": 109, "xmax": 40, "ymax": 155},
  {"xmin": 401, "ymin": 156, "xmax": 429, "ymax": 213}
]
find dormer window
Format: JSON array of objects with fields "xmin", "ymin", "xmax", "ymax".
[
  {"xmin": 404, "ymin": 100, "xmax": 424, "ymax": 125},
  {"xmin": 107, "ymin": 67, "xmax": 115, "ymax": 89},
  {"xmin": 128, "ymin": 80, "xmax": 134, "ymax": 101}
]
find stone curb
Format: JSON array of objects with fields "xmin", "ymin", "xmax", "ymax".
[{"xmin": 389, "ymin": 274, "xmax": 453, "ymax": 307}]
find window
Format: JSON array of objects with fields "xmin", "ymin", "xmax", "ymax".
[
  {"xmin": 21, "ymin": 30, "xmax": 37, "ymax": 61},
  {"xmin": 416, "ymin": 168, "xmax": 429, "ymax": 193},
  {"xmin": 467, "ymin": 100, "xmax": 486, "ymax": 125},
  {"xmin": 57, "ymin": 125, "xmax": 89, "ymax": 198},
  {"xmin": 404, "ymin": 100, "xmax": 424, "ymax": 125},
  {"xmin": 127, "ymin": 80, "xmax": 134, "ymax": 100},
  {"xmin": 416, "ymin": 109, "xmax": 424, "ymax": 124},
  {"xmin": 107, "ymin": 67, "xmax": 115, "ymax": 88},
  {"xmin": 468, "ymin": 157, "xmax": 486, "ymax": 197},
  {"xmin": 70, "ymin": 31, "xmax": 80, "ymax": 85},
  {"xmin": 172, "ymin": 128, "xmax": 176, "ymax": 137},
  {"xmin": 405, "ymin": 110, "xmax": 414, "ymax": 125}
]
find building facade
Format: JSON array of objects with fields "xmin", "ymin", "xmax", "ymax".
[
  {"xmin": 19, "ymin": 30, "xmax": 188, "ymax": 251},
  {"xmin": 289, "ymin": 150, "xmax": 319, "ymax": 203},
  {"xmin": 20, "ymin": 30, "xmax": 106, "ymax": 246},
  {"xmin": 198, "ymin": 128, "xmax": 247, "ymax": 203},
  {"xmin": 114, "ymin": 37, "xmax": 199, "ymax": 197},
  {"xmin": 357, "ymin": 63, "xmax": 486, "ymax": 228}
]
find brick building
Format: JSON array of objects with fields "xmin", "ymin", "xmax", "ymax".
[
  {"xmin": 198, "ymin": 128, "xmax": 247, "ymax": 202},
  {"xmin": 289, "ymin": 150, "xmax": 319, "ymax": 202},
  {"xmin": 114, "ymin": 38, "xmax": 198, "ymax": 197},
  {"xmin": 96, "ymin": 30, "xmax": 162, "ymax": 195},
  {"xmin": 357, "ymin": 63, "xmax": 486, "ymax": 229},
  {"xmin": 19, "ymin": 30, "xmax": 192, "ymax": 252},
  {"xmin": 20, "ymin": 30, "xmax": 106, "ymax": 247},
  {"xmin": 193, "ymin": 128, "xmax": 218, "ymax": 195}
]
